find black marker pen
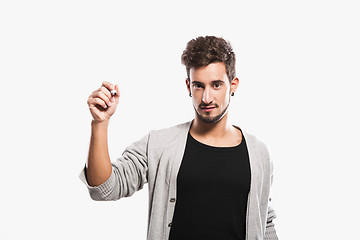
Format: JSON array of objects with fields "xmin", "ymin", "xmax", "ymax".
[{"xmin": 110, "ymin": 89, "xmax": 117, "ymax": 96}]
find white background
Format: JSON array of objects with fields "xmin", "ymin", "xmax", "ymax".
[{"xmin": 1, "ymin": 0, "xmax": 359, "ymax": 239}]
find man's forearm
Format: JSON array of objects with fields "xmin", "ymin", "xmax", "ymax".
[{"xmin": 86, "ymin": 120, "xmax": 113, "ymax": 187}]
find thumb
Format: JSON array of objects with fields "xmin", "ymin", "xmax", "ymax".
[{"xmin": 113, "ymin": 84, "xmax": 120, "ymax": 103}]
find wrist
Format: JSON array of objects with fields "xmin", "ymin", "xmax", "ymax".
[{"xmin": 91, "ymin": 119, "xmax": 110, "ymax": 128}]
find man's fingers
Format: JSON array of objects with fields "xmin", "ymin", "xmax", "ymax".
[
  {"xmin": 88, "ymin": 96, "xmax": 108, "ymax": 109},
  {"xmin": 94, "ymin": 98, "xmax": 108, "ymax": 109},
  {"xmin": 89, "ymin": 91, "xmax": 111, "ymax": 108},
  {"xmin": 100, "ymin": 86, "xmax": 112, "ymax": 99},
  {"xmin": 101, "ymin": 81, "xmax": 115, "ymax": 92},
  {"xmin": 91, "ymin": 90, "xmax": 112, "ymax": 107}
]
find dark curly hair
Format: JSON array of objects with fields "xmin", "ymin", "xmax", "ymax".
[{"xmin": 181, "ymin": 36, "xmax": 236, "ymax": 82}]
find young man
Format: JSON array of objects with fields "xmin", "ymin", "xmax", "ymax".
[{"xmin": 80, "ymin": 36, "xmax": 278, "ymax": 240}]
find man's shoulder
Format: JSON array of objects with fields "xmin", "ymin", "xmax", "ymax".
[
  {"xmin": 148, "ymin": 121, "xmax": 192, "ymax": 142},
  {"xmin": 243, "ymin": 130, "xmax": 265, "ymax": 145},
  {"xmin": 242, "ymin": 129, "xmax": 270, "ymax": 156},
  {"xmin": 151, "ymin": 121, "xmax": 191, "ymax": 134}
]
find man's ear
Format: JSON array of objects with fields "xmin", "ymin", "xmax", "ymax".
[
  {"xmin": 230, "ymin": 77, "xmax": 239, "ymax": 94},
  {"xmin": 186, "ymin": 78, "xmax": 191, "ymax": 94}
]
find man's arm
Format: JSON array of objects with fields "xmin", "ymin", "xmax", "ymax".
[
  {"xmin": 79, "ymin": 130, "xmax": 150, "ymax": 201},
  {"xmin": 86, "ymin": 120, "xmax": 112, "ymax": 186},
  {"xmin": 265, "ymin": 198, "xmax": 278, "ymax": 239},
  {"xmin": 85, "ymin": 81, "xmax": 119, "ymax": 186},
  {"xmin": 80, "ymin": 81, "xmax": 149, "ymax": 201},
  {"xmin": 265, "ymin": 156, "xmax": 278, "ymax": 240}
]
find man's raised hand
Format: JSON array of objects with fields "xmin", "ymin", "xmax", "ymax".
[{"xmin": 87, "ymin": 81, "xmax": 120, "ymax": 122}]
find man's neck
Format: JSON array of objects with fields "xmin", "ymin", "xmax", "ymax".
[{"xmin": 190, "ymin": 113, "xmax": 234, "ymax": 138}]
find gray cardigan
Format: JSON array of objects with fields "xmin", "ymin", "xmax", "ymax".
[{"xmin": 79, "ymin": 121, "xmax": 278, "ymax": 240}]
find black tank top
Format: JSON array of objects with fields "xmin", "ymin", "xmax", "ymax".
[{"xmin": 169, "ymin": 129, "xmax": 251, "ymax": 240}]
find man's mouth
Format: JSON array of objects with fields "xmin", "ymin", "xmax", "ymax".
[{"xmin": 200, "ymin": 106, "xmax": 216, "ymax": 112}]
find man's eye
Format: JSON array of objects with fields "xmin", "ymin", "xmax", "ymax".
[
  {"xmin": 213, "ymin": 83, "xmax": 221, "ymax": 88},
  {"xmin": 194, "ymin": 84, "xmax": 203, "ymax": 89}
]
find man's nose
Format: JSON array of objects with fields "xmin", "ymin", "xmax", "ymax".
[{"xmin": 202, "ymin": 88, "xmax": 213, "ymax": 104}]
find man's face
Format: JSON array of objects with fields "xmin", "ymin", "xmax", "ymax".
[{"xmin": 186, "ymin": 62, "xmax": 238, "ymax": 124}]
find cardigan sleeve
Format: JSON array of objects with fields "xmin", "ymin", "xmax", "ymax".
[
  {"xmin": 265, "ymin": 197, "xmax": 278, "ymax": 239},
  {"xmin": 79, "ymin": 132, "xmax": 150, "ymax": 201},
  {"xmin": 265, "ymin": 157, "xmax": 279, "ymax": 240}
]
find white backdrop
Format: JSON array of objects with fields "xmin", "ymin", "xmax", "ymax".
[{"xmin": 1, "ymin": 0, "xmax": 359, "ymax": 239}]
